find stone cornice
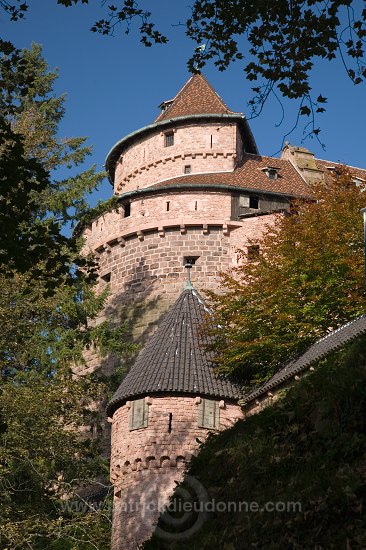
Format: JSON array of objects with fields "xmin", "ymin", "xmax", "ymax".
[{"xmin": 89, "ymin": 219, "xmax": 242, "ymax": 253}]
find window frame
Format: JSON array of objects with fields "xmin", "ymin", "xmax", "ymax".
[
  {"xmin": 247, "ymin": 245, "xmax": 260, "ymax": 261},
  {"xmin": 198, "ymin": 399, "xmax": 220, "ymax": 430},
  {"xmin": 164, "ymin": 132, "xmax": 174, "ymax": 147},
  {"xmin": 129, "ymin": 398, "xmax": 149, "ymax": 431}
]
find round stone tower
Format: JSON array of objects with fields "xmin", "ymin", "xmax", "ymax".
[
  {"xmin": 81, "ymin": 73, "xmax": 309, "ymax": 349},
  {"xmin": 79, "ymin": 73, "xmax": 312, "ymax": 546},
  {"xmin": 106, "ymin": 283, "xmax": 243, "ymax": 549}
]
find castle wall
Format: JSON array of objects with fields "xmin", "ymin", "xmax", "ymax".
[
  {"xmin": 82, "ymin": 205, "xmax": 279, "ymax": 343},
  {"xmin": 79, "ymin": 74, "xmax": 311, "ymax": 550},
  {"xmin": 114, "ymin": 123, "xmax": 238, "ymax": 193},
  {"xmin": 83, "ymin": 190, "xmax": 233, "ymax": 252},
  {"xmin": 93, "ymin": 226, "xmax": 233, "ymax": 343},
  {"xmin": 110, "ymin": 395, "xmax": 243, "ymax": 549}
]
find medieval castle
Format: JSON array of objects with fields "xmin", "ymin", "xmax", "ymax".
[{"xmin": 81, "ymin": 74, "xmax": 366, "ymax": 548}]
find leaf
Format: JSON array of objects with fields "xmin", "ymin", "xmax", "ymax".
[
  {"xmin": 300, "ymin": 105, "xmax": 311, "ymax": 116},
  {"xmin": 317, "ymin": 95, "xmax": 328, "ymax": 103}
]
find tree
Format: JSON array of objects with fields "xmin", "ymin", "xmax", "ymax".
[
  {"xmin": 2, "ymin": 1, "xmax": 366, "ymax": 139},
  {"xmin": 0, "ymin": 43, "xmax": 104, "ymax": 286},
  {"xmin": 0, "ymin": 45, "xmax": 135, "ymax": 548},
  {"xmin": 0, "ymin": 117, "xmax": 79, "ymax": 283},
  {"xmin": 207, "ymin": 170, "xmax": 366, "ymax": 386},
  {"xmin": 0, "ymin": 270, "xmax": 135, "ymax": 549}
]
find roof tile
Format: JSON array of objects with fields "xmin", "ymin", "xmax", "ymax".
[
  {"xmin": 107, "ymin": 289, "xmax": 241, "ymax": 416},
  {"xmin": 244, "ymin": 314, "xmax": 366, "ymax": 404},
  {"xmin": 315, "ymin": 158, "xmax": 366, "ymax": 184},
  {"xmin": 154, "ymin": 73, "xmax": 238, "ymax": 123},
  {"xmin": 150, "ymin": 153, "xmax": 312, "ymax": 197}
]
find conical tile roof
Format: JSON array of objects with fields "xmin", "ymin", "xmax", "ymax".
[
  {"xmin": 154, "ymin": 73, "xmax": 239, "ymax": 122},
  {"xmin": 107, "ymin": 289, "xmax": 241, "ymax": 416}
]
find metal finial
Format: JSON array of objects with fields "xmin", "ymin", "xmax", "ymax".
[{"xmin": 184, "ymin": 262, "xmax": 193, "ymax": 289}]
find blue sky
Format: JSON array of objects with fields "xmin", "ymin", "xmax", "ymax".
[{"xmin": 2, "ymin": 0, "xmax": 366, "ymax": 206}]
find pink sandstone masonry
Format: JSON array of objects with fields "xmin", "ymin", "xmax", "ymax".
[
  {"xmin": 114, "ymin": 123, "xmax": 242, "ymax": 193},
  {"xmin": 80, "ymin": 74, "xmax": 297, "ymax": 549},
  {"xmin": 83, "ymin": 210, "xmax": 277, "ymax": 343},
  {"xmin": 110, "ymin": 395, "xmax": 243, "ymax": 549}
]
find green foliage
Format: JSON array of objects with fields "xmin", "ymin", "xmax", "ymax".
[
  {"xmin": 0, "ymin": 272, "xmax": 117, "ymax": 548},
  {"xmin": 0, "ymin": 117, "xmax": 74, "ymax": 282},
  {"xmin": 0, "ymin": 43, "xmax": 105, "ymax": 287},
  {"xmin": 145, "ymin": 336, "xmax": 366, "ymax": 549},
  {"xmin": 75, "ymin": 195, "xmax": 120, "ymax": 235},
  {"xmin": 207, "ymin": 170, "xmax": 366, "ymax": 385},
  {"xmin": 0, "ymin": 44, "xmax": 130, "ymax": 547},
  {"xmin": 0, "ymin": 43, "xmax": 106, "ymax": 224}
]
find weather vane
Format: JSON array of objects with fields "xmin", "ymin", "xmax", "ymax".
[{"xmin": 194, "ymin": 43, "xmax": 207, "ymax": 71}]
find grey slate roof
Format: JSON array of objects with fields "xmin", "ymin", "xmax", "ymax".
[
  {"xmin": 244, "ymin": 314, "xmax": 366, "ymax": 404},
  {"xmin": 107, "ymin": 289, "xmax": 241, "ymax": 416}
]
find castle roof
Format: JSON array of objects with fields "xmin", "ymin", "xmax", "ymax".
[
  {"xmin": 243, "ymin": 314, "xmax": 366, "ymax": 405},
  {"xmin": 107, "ymin": 288, "xmax": 241, "ymax": 417},
  {"xmin": 150, "ymin": 153, "xmax": 312, "ymax": 198},
  {"xmin": 154, "ymin": 73, "xmax": 238, "ymax": 122},
  {"xmin": 105, "ymin": 74, "xmax": 258, "ymax": 182},
  {"xmin": 315, "ymin": 158, "xmax": 366, "ymax": 184}
]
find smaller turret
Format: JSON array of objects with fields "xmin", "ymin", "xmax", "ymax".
[
  {"xmin": 281, "ymin": 143, "xmax": 324, "ymax": 184},
  {"xmin": 108, "ymin": 273, "xmax": 243, "ymax": 549}
]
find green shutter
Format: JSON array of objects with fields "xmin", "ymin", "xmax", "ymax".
[
  {"xmin": 129, "ymin": 399, "xmax": 148, "ymax": 430},
  {"xmin": 198, "ymin": 399, "xmax": 219, "ymax": 429}
]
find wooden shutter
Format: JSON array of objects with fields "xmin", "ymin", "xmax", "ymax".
[
  {"xmin": 198, "ymin": 399, "xmax": 219, "ymax": 429},
  {"xmin": 129, "ymin": 398, "xmax": 148, "ymax": 430}
]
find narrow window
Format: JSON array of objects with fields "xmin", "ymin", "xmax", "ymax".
[
  {"xmin": 168, "ymin": 413, "xmax": 173, "ymax": 433},
  {"xmin": 183, "ymin": 256, "xmax": 199, "ymax": 266},
  {"xmin": 210, "ymin": 135, "xmax": 213, "ymax": 148},
  {"xmin": 124, "ymin": 203, "xmax": 131, "ymax": 217},
  {"xmin": 247, "ymin": 245, "xmax": 260, "ymax": 261},
  {"xmin": 166, "ymin": 201, "xmax": 170, "ymax": 212},
  {"xmin": 195, "ymin": 201, "xmax": 198, "ymax": 211},
  {"xmin": 101, "ymin": 272, "xmax": 111, "ymax": 283},
  {"xmin": 198, "ymin": 399, "xmax": 220, "ymax": 429},
  {"xmin": 164, "ymin": 132, "xmax": 174, "ymax": 147},
  {"xmin": 184, "ymin": 165, "xmax": 191, "ymax": 174},
  {"xmin": 129, "ymin": 398, "xmax": 148, "ymax": 431},
  {"xmin": 249, "ymin": 196, "xmax": 259, "ymax": 209}
]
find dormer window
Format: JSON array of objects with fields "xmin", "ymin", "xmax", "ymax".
[
  {"xmin": 326, "ymin": 166, "xmax": 341, "ymax": 177},
  {"xmin": 262, "ymin": 166, "xmax": 279, "ymax": 180},
  {"xmin": 159, "ymin": 99, "xmax": 174, "ymax": 113}
]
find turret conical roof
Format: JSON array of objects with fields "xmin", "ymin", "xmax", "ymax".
[
  {"xmin": 154, "ymin": 73, "xmax": 239, "ymax": 122},
  {"xmin": 107, "ymin": 289, "xmax": 241, "ymax": 416}
]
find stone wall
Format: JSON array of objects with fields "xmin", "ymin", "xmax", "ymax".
[
  {"xmin": 83, "ymin": 189, "xmax": 233, "ymax": 252},
  {"xmin": 82, "ymin": 204, "xmax": 279, "ymax": 344},
  {"xmin": 114, "ymin": 122, "xmax": 239, "ymax": 193},
  {"xmin": 110, "ymin": 395, "xmax": 243, "ymax": 549}
]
